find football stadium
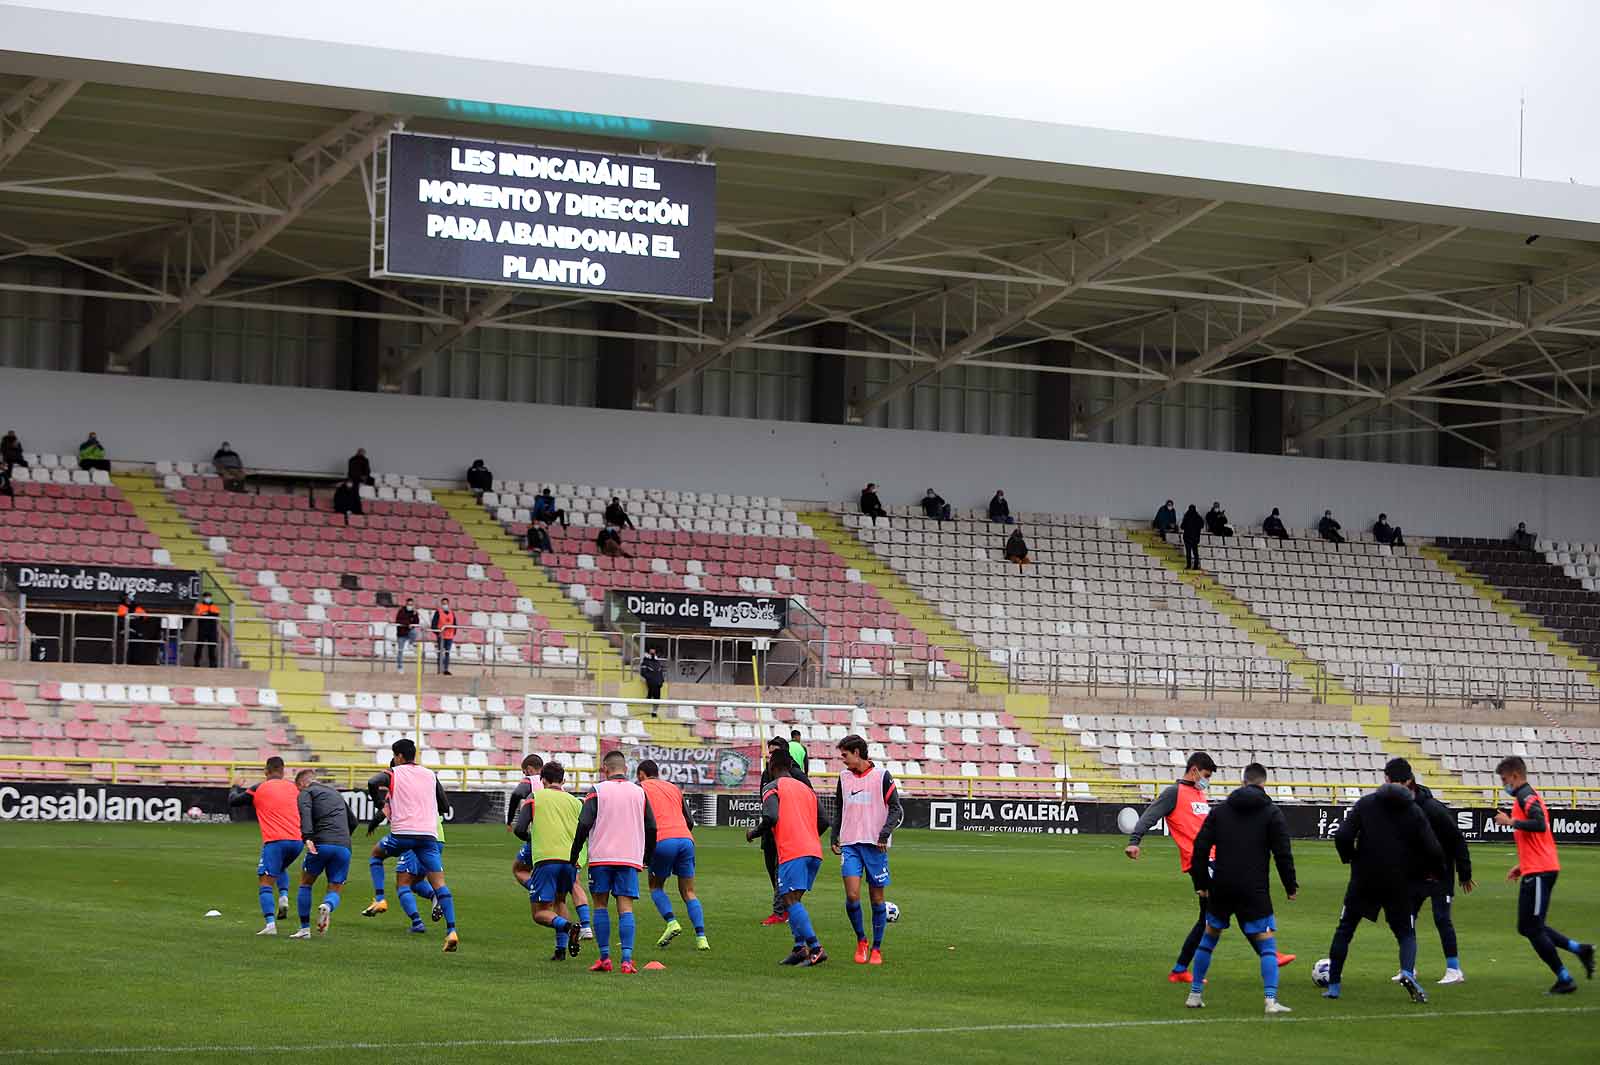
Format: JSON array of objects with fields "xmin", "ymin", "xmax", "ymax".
[{"xmin": 1, "ymin": 3, "xmax": 1598, "ymax": 1063}]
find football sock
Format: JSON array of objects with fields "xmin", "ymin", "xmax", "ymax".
[
  {"xmin": 552, "ymin": 915, "xmax": 571, "ymax": 935},
  {"xmin": 369, "ymin": 857, "xmax": 386, "ymax": 900},
  {"xmin": 1446, "ymin": 955, "xmax": 1460, "ymax": 969},
  {"xmin": 324, "ymin": 889, "xmax": 341, "ymax": 912},
  {"xmin": 594, "ymin": 908, "xmax": 612, "ymax": 959},
  {"xmin": 1191, "ymin": 930, "xmax": 1219, "ymax": 994},
  {"xmin": 411, "ymin": 880, "xmax": 436, "ymax": 901},
  {"xmin": 871, "ymin": 902, "xmax": 887, "ymax": 949},
  {"xmin": 619, "ymin": 911, "xmax": 636, "ymax": 962},
  {"xmin": 258, "ymin": 884, "xmax": 275, "ymax": 923},
  {"xmin": 1399, "ymin": 933, "xmax": 1418, "ymax": 977},
  {"xmin": 297, "ymin": 885, "xmax": 313, "ymax": 929},
  {"xmin": 1257, "ymin": 936, "xmax": 1280, "ymax": 999},
  {"xmin": 577, "ymin": 903, "xmax": 592, "ymax": 929},
  {"xmin": 788, "ymin": 902, "xmax": 819, "ymax": 949},
  {"xmin": 650, "ymin": 888, "xmax": 673, "ymax": 921},
  {"xmin": 555, "ymin": 930, "xmax": 568, "ymax": 951},
  {"xmin": 846, "ymin": 899, "xmax": 865, "ymax": 940},
  {"xmin": 434, "ymin": 886, "xmax": 456, "ymax": 931},
  {"xmin": 686, "ymin": 898, "xmax": 705, "ymax": 936},
  {"xmin": 396, "ymin": 883, "xmax": 421, "ymax": 925}
]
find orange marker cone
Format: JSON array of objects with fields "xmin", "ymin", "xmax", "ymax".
[{"xmin": 643, "ymin": 960, "xmax": 667, "ymax": 970}]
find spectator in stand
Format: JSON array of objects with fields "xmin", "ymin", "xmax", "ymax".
[
  {"xmin": 597, "ymin": 523, "xmax": 632, "ymax": 559},
  {"xmin": 640, "ymin": 647, "xmax": 665, "ymax": 709},
  {"xmin": 0, "ymin": 461, "xmax": 12, "ymax": 501},
  {"xmin": 1205, "ymin": 501, "xmax": 1234, "ymax": 539},
  {"xmin": 526, "ymin": 519, "xmax": 553, "ymax": 556},
  {"xmin": 0, "ymin": 429, "xmax": 25, "ymax": 467},
  {"xmin": 1004, "ymin": 527, "xmax": 1031, "ymax": 568},
  {"xmin": 1261, "ymin": 507, "xmax": 1290, "ymax": 541},
  {"xmin": 921, "ymin": 488, "xmax": 952, "ymax": 522},
  {"xmin": 115, "ymin": 593, "xmax": 150, "ymax": 665},
  {"xmin": 1513, "ymin": 522, "xmax": 1537, "ymax": 552},
  {"xmin": 604, "ymin": 495, "xmax": 635, "ymax": 530},
  {"xmin": 346, "ymin": 447, "xmax": 374, "ymax": 487},
  {"xmin": 1318, "ymin": 509, "xmax": 1345, "ymax": 545},
  {"xmin": 194, "ymin": 592, "xmax": 221, "ymax": 668},
  {"xmin": 430, "ymin": 597, "xmax": 457, "ymax": 676},
  {"xmin": 988, "ymin": 490, "xmax": 1014, "ymax": 524},
  {"xmin": 77, "ymin": 432, "xmax": 110, "ymax": 472},
  {"xmin": 1180, "ymin": 504, "xmax": 1204, "ymax": 571},
  {"xmin": 1372, "ymin": 513, "xmax": 1406, "ymax": 548},
  {"xmin": 212, "ymin": 441, "xmax": 246, "ymax": 492},
  {"xmin": 532, "ymin": 487, "xmax": 569, "ymax": 529},
  {"xmin": 331, "ymin": 479, "xmax": 362, "ymax": 524},
  {"xmin": 465, "ymin": 459, "xmax": 493, "ymax": 497},
  {"xmin": 859, "ymin": 483, "xmax": 887, "ymax": 525},
  {"xmin": 1153, "ymin": 499, "xmax": 1178, "ymax": 537},
  {"xmin": 394, "ymin": 599, "xmax": 420, "ymax": 673}
]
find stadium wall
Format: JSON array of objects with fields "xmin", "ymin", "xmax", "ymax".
[{"xmin": 2, "ymin": 366, "xmax": 1596, "ymax": 539}]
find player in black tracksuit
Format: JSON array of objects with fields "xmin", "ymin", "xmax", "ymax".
[
  {"xmin": 1185, "ymin": 764, "xmax": 1298, "ymax": 1013},
  {"xmin": 1384, "ymin": 758, "xmax": 1474, "ymax": 983},
  {"xmin": 1324, "ymin": 780, "xmax": 1444, "ymax": 1002}
]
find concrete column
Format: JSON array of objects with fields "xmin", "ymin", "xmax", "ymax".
[{"xmin": 1034, "ymin": 339, "xmax": 1073, "ymax": 440}]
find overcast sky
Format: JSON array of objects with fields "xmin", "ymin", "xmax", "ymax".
[{"xmin": 13, "ymin": 0, "xmax": 1600, "ymax": 184}]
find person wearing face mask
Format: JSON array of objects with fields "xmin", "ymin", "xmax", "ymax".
[
  {"xmin": 194, "ymin": 592, "xmax": 222, "ymax": 668},
  {"xmin": 430, "ymin": 598, "xmax": 458, "ymax": 676},
  {"xmin": 394, "ymin": 599, "xmax": 420, "ymax": 673}
]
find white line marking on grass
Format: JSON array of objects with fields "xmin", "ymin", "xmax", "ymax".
[{"xmin": 3, "ymin": 1005, "xmax": 1594, "ymax": 1058}]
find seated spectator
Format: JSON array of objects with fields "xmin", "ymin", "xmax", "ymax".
[
  {"xmin": 77, "ymin": 432, "xmax": 110, "ymax": 472},
  {"xmin": 532, "ymin": 487, "xmax": 569, "ymax": 529},
  {"xmin": 1372, "ymin": 513, "xmax": 1405, "ymax": 548},
  {"xmin": 921, "ymin": 488, "xmax": 952, "ymax": 522},
  {"xmin": 988, "ymin": 489, "xmax": 1013, "ymax": 524},
  {"xmin": 332, "ymin": 478, "xmax": 363, "ymax": 524},
  {"xmin": 466, "ymin": 458, "xmax": 493, "ymax": 495},
  {"xmin": 859, "ymin": 482, "xmax": 887, "ymax": 524},
  {"xmin": 526, "ymin": 519, "xmax": 553, "ymax": 555},
  {"xmin": 0, "ymin": 461, "xmax": 12, "ymax": 501},
  {"xmin": 1512, "ymin": 522, "xmax": 1537, "ymax": 551},
  {"xmin": 212, "ymin": 441, "xmax": 246, "ymax": 492},
  {"xmin": 1261, "ymin": 507, "xmax": 1289, "ymax": 540},
  {"xmin": 1004, "ymin": 527, "xmax": 1031, "ymax": 568},
  {"xmin": 604, "ymin": 495, "xmax": 635, "ymax": 530},
  {"xmin": 1152, "ymin": 499, "xmax": 1177, "ymax": 536},
  {"xmin": 1317, "ymin": 509, "xmax": 1344, "ymax": 545},
  {"xmin": 1205, "ymin": 501, "xmax": 1234, "ymax": 539},
  {"xmin": 597, "ymin": 524, "xmax": 632, "ymax": 559},
  {"xmin": 346, "ymin": 447, "xmax": 374, "ymax": 487},
  {"xmin": 0, "ymin": 429, "xmax": 25, "ymax": 467}
]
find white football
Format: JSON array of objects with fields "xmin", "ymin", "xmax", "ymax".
[
  {"xmin": 1312, "ymin": 958, "xmax": 1332, "ymax": 988},
  {"xmin": 185, "ymin": 806, "xmax": 205, "ymax": 821},
  {"xmin": 884, "ymin": 901, "xmax": 900, "ymax": 923}
]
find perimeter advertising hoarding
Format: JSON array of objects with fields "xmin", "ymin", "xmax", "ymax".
[
  {"xmin": 379, "ymin": 132, "xmax": 715, "ymax": 300},
  {"xmin": 612, "ymin": 590, "xmax": 789, "ymax": 633},
  {"xmin": 3, "ymin": 563, "xmax": 202, "ymax": 607},
  {"xmin": 0, "ymin": 783, "xmax": 497, "ymax": 825}
]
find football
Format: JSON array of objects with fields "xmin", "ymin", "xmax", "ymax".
[
  {"xmin": 185, "ymin": 806, "xmax": 205, "ymax": 822},
  {"xmin": 884, "ymin": 901, "xmax": 900, "ymax": 923},
  {"xmin": 1312, "ymin": 958, "xmax": 1332, "ymax": 988}
]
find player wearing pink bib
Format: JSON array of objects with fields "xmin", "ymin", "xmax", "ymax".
[
  {"xmin": 830, "ymin": 734, "xmax": 904, "ymax": 966},
  {"xmin": 365, "ymin": 739, "xmax": 460, "ymax": 952},
  {"xmin": 570, "ymin": 750, "xmax": 657, "ymax": 974}
]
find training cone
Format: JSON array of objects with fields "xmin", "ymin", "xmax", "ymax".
[
  {"xmin": 204, "ymin": 910, "xmax": 222, "ymax": 918},
  {"xmin": 643, "ymin": 961, "xmax": 667, "ymax": 970}
]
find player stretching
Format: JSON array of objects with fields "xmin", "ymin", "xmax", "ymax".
[
  {"xmin": 366, "ymin": 739, "xmax": 460, "ymax": 951},
  {"xmin": 635, "ymin": 760, "xmax": 708, "ymax": 951},
  {"xmin": 228, "ymin": 756, "xmax": 302, "ymax": 937},
  {"xmin": 1323, "ymin": 771, "xmax": 1442, "ymax": 1003},
  {"xmin": 747, "ymin": 748, "xmax": 831, "ymax": 967},
  {"xmin": 1384, "ymin": 759, "xmax": 1475, "ymax": 985},
  {"xmin": 1185, "ymin": 764, "xmax": 1297, "ymax": 1014},
  {"xmin": 1494, "ymin": 756, "xmax": 1596, "ymax": 994},
  {"xmin": 570, "ymin": 750, "xmax": 657, "ymax": 973},
  {"xmin": 512, "ymin": 761, "xmax": 585, "ymax": 961},
  {"xmin": 290, "ymin": 769, "xmax": 357, "ymax": 938},
  {"xmin": 831, "ymin": 735, "xmax": 902, "ymax": 966},
  {"xmin": 510, "ymin": 753, "xmax": 594, "ymax": 942}
]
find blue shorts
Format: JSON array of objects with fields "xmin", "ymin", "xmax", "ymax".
[
  {"xmin": 379, "ymin": 834, "xmax": 443, "ymax": 875},
  {"xmin": 396, "ymin": 840, "xmax": 443, "ymax": 876},
  {"xmin": 256, "ymin": 839, "xmax": 303, "ymax": 878},
  {"xmin": 303, "ymin": 844, "xmax": 352, "ymax": 884},
  {"xmin": 588, "ymin": 865, "xmax": 641, "ymax": 899},
  {"xmin": 529, "ymin": 861, "xmax": 577, "ymax": 903},
  {"xmin": 1206, "ymin": 912, "xmax": 1277, "ymax": 936},
  {"xmin": 839, "ymin": 843, "xmax": 890, "ymax": 887},
  {"xmin": 777, "ymin": 855, "xmax": 822, "ymax": 896},
  {"xmin": 648, "ymin": 837, "xmax": 696, "ymax": 880},
  {"xmin": 515, "ymin": 843, "xmax": 533, "ymax": 868}
]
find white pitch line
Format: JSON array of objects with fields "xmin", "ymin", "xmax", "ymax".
[{"xmin": 2, "ymin": 1005, "xmax": 1594, "ymax": 1059}]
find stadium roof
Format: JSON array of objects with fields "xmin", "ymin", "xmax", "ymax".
[{"xmin": 3, "ymin": 2, "xmax": 1600, "ymax": 456}]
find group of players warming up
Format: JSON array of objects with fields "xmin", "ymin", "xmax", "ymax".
[
  {"xmin": 231, "ymin": 731, "xmax": 904, "ymax": 970},
  {"xmin": 1127, "ymin": 753, "xmax": 1597, "ymax": 1012}
]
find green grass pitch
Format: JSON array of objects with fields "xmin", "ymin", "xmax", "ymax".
[{"xmin": 0, "ymin": 823, "xmax": 1595, "ymax": 1064}]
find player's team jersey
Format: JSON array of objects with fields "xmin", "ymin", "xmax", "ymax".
[
  {"xmin": 587, "ymin": 778, "xmax": 648, "ymax": 869},
  {"xmin": 837, "ymin": 764, "xmax": 893, "ymax": 846},
  {"xmin": 641, "ymin": 777, "xmax": 692, "ymax": 841},
  {"xmin": 387, "ymin": 763, "xmax": 441, "ymax": 837},
  {"xmin": 528, "ymin": 788, "xmax": 582, "ymax": 864},
  {"xmin": 765, "ymin": 775, "xmax": 822, "ymax": 864},
  {"xmin": 251, "ymin": 778, "xmax": 301, "ymax": 842},
  {"xmin": 1512, "ymin": 786, "xmax": 1560, "ymax": 875},
  {"xmin": 1168, "ymin": 779, "xmax": 1211, "ymax": 873}
]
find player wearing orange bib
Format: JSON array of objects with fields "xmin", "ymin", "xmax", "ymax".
[
  {"xmin": 637, "ymin": 760, "xmax": 709, "ymax": 951},
  {"xmin": 228, "ymin": 756, "xmax": 303, "ymax": 936},
  {"xmin": 1493, "ymin": 756, "xmax": 1595, "ymax": 994}
]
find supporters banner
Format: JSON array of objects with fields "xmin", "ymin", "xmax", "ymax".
[
  {"xmin": 610, "ymin": 590, "xmax": 789, "ymax": 633},
  {"xmin": 379, "ymin": 132, "xmax": 716, "ymax": 301},
  {"xmin": 3, "ymin": 562, "xmax": 202, "ymax": 607},
  {"xmin": 624, "ymin": 744, "xmax": 757, "ymax": 789}
]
